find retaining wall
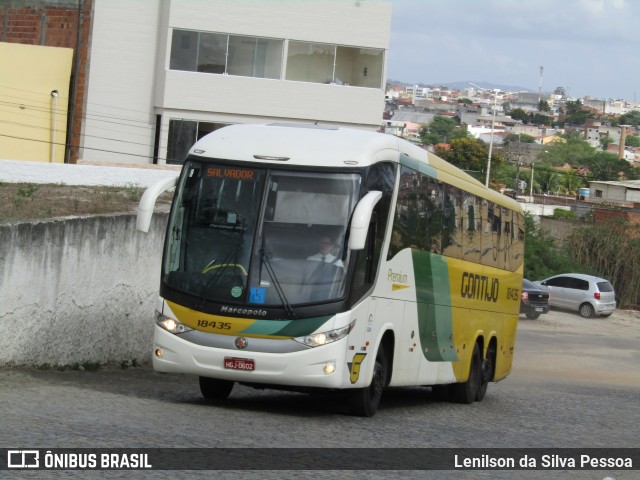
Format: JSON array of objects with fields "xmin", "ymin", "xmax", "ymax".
[{"xmin": 0, "ymin": 212, "xmax": 168, "ymax": 367}]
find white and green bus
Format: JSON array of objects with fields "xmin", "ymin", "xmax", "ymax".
[{"xmin": 137, "ymin": 123, "xmax": 524, "ymax": 417}]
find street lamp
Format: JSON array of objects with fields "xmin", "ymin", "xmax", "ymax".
[
  {"xmin": 469, "ymin": 83, "xmax": 499, "ymax": 187},
  {"xmin": 50, "ymin": 89, "xmax": 59, "ymax": 163}
]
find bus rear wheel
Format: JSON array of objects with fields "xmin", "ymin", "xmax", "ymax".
[
  {"xmin": 452, "ymin": 343, "xmax": 481, "ymax": 404},
  {"xmin": 476, "ymin": 343, "xmax": 495, "ymax": 402},
  {"xmin": 348, "ymin": 345, "xmax": 387, "ymax": 417},
  {"xmin": 199, "ymin": 376, "xmax": 234, "ymax": 401}
]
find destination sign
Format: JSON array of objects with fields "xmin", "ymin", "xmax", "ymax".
[{"xmin": 206, "ymin": 167, "xmax": 256, "ymax": 181}]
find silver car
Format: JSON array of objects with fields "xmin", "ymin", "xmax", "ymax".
[{"xmin": 534, "ymin": 273, "xmax": 616, "ymax": 318}]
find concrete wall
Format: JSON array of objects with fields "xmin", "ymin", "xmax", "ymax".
[{"xmin": 0, "ymin": 212, "xmax": 168, "ymax": 367}]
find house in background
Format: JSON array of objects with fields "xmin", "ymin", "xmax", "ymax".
[
  {"xmin": 589, "ymin": 180, "xmax": 640, "ymax": 206},
  {"xmin": 1, "ymin": 0, "xmax": 392, "ymax": 166}
]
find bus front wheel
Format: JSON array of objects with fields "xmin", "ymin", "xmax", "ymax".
[
  {"xmin": 199, "ymin": 376, "xmax": 234, "ymax": 401},
  {"xmin": 452, "ymin": 343, "xmax": 481, "ymax": 404},
  {"xmin": 348, "ymin": 345, "xmax": 387, "ymax": 417}
]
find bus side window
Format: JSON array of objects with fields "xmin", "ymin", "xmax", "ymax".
[
  {"xmin": 351, "ymin": 162, "xmax": 396, "ymax": 304},
  {"xmin": 441, "ymin": 184, "xmax": 461, "ymax": 259}
]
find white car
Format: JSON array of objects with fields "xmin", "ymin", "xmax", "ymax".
[{"xmin": 534, "ymin": 273, "xmax": 616, "ymax": 318}]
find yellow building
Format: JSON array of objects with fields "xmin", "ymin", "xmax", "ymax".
[{"xmin": 0, "ymin": 42, "xmax": 73, "ymax": 163}]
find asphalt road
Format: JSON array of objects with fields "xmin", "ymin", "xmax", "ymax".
[{"xmin": 1, "ymin": 308, "xmax": 638, "ymax": 480}]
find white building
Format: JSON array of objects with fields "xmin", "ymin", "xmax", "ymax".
[{"xmin": 80, "ymin": 0, "xmax": 392, "ymax": 165}]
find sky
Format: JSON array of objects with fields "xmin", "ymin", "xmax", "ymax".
[{"xmin": 387, "ymin": 0, "xmax": 640, "ymax": 101}]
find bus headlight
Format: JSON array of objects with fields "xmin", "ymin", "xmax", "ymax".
[
  {"xmin": 294, "ymin": 321, "xmax": 354, "ymax": 348},
  {"xmin": 156, "ymin": 311, "xmax": 192, "ymax": 334}
]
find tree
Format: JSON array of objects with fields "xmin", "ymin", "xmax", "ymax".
[
  {"xmin": 582, "ymin": 151, "xmax": 640, "ymax": 181},
  {"xmin": 560, "ymin": 100, "xmax": 592, "ymax": 126},
  {"xmin": 435, "ymin": 138, "xmax": 504, "ymax": 183},
  {"xmin": 599, "ymin": 135, "xmax": 614, "ymax": 150},
  {"xmin": 510, "ymin": 108, "xmax": 529, "ymax": 123},
  {"xmin": 625, "ymin": 135, "xmax": 640, "ymax": 147},
  {"xmin": 522, "ymin": 212, "xmax": 584, "ymax": 280},
  {"xmin": 539, "ymin": 135, "xmax": 595, "ymax": 166},
  {"xmin": 562, "ymin": 170, "xmax": 584, "ymax": 195},
  {"xmin": 567, "ymin": 219, "xmax": 640, "ymax": 307},
  {"xmin": 564, "ymin": 100, "xmax": 583, "ymax": 116},
  {"xmin": 504, "ymin": 133, "xmax": 536, "ymax": 144},
  {"xmin": 536, "ymin": 169, "xmax": 560, "ymax": 194},
  {"xmin": 418, "ymin": 116, "xmax": 458, "ymax": 145},
  {"xmin": 529, "ymin": 113, "xmax": 552, "ymax": 125},
  {"xmin": 553, "ymin": 86, "xmax": 567, "ymax": 97},
  {"xmin": 538, "ymin": 99, "xmax": 550, "ymax": 112},
  {"xmin": 617, "ymin": 110, "xmax": 640, "ymax": 126}
]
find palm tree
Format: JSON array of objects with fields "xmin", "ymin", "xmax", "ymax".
[
  {"xmin": 536, "ymin": 170, "xmax": 560, "ymax": 194},
  {"xmin": 562, "ymin": 170, "xmax": 583, "ymax": 196}
]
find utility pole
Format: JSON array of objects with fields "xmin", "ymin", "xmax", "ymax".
[
  {"xmin": 538, "ymin": 65, "xmax": 544, "ymax": 103},
  {"xmin": 529, "ymin": 163, "xmax": 535, "ymax": 202}
]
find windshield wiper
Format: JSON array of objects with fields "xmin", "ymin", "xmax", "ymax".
[{"xmin": 260, "ymin": 249, "xmax": 295, "ymax": 318}]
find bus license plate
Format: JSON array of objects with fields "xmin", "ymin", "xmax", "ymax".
[{"xmin": 224, "ymin": 357, "xmax": 255, "ymax": 371}]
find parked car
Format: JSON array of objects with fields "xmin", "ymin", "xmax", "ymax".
[
  {"xmin": 534, "ymin": 273, "xmax": 616, "ymax": 318},
  {"xmin": 520, "ymin": 278, "xmax": 550, "ymax": 319}
]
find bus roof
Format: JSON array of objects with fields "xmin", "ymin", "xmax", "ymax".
[{"xmin": 189, "ymin": 123, "xmax": 521, "ymax": 212}]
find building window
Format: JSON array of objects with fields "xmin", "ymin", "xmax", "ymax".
[
  {"xmin": 197, "ymin": 33, "xmax": 227, "ymax": 73},
  {"xmin": 286, "ymin": 41, "xmax": 383, "ymax": 88},
  {"xmin": 170, "ymin": 30, "xmax": 283, "ymax": 79},
  {"xmin": 169, "ymin": 30, "xmax": 383, "ymax": 88},
  {"xmin": 335, "ymin": 46, "xmax": 383, "ymax": 88},
  {"xmin": 286, "ymin": 41, "xmax": 335, "ymax": 84},
  {"xmin": 170, "ymin": 30, "xmax": 198, "ymax": 71},
  {"xmin": 227, "ymin": 35, "xmax": 283, "ymax": 79},
  {"xmin": 595, "ymin": 189, "xmax": 603, "ymax": 198},
  {"xmin": 167, "ymin": 120, "xmax": 230, "ymax": 164}
]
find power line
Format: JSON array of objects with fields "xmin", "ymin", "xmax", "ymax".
[
  {"xmin": 0, "ymin": 133, "xmax": 169, "ymax": 163},
  {"xmin": 0, "ymin": 119, "xmax": 155, "ymax": 148}
]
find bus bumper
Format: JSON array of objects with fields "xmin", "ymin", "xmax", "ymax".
[{"xmin": 152, "ymin": 325, "xmax": 350, "ymax": 389}]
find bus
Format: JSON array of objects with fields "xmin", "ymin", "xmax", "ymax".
[{"xmin": 137, "ymin": 123, "xmax": 524, "ymax": 417}]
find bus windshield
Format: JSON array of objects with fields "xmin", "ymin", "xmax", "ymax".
[{"xmin": 163, "ymin": 160, "xmax": 361, "ymax": 309}]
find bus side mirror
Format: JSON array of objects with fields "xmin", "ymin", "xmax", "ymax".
[
  {"xmin": 348, "ymin": 191, "xmax": 382, "ymax": 251},
  {"xmin": 136, "ymin": 174, "xmax": 179, "ymax": 233}
]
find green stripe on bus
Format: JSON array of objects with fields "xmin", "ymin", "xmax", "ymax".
[
  {"xmin": 412, "ymin": 250, "xmax": 458, "ymax": 362},
  {"xmin": 240, "ymin": 316, "xmax": 332, "ymax": 337},
  {"xmin": 400, "ymin": 153, "xmax": 438, "ymax": 179}
]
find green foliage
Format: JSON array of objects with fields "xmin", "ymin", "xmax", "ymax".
[
  {"xmin": 535, "ymin": 168, "xmax": 560, "ymax": 193},
  {"xmin": 538, "ymin": 99, "xmax": 550, "ymax": 112},
  {"xmin": 17, "ymin": 184, "xmax": 39, "ymax": 198},
  {"xmin": 529, "ymin": 113, "xmax": 552, "ymax": 125},
  {"xmin": 435, "ymin": 137, "xmax": 504, "ymax": 180},
  {"xmin": 419, "ymin": 116, "xmax": 459, "ymax": 144},
  {"xmin": 523, "ymin": 212, "xmax": 585, "ymax": 280},
  {"xmin": 562, "ymin": 170, "xmax": 585, "ymax": 195},
  {"xmin": 617, "ymin": 110, "xmax": 640, "ymax": 126},
  {"xmin": 582, "ymin": 151, "xmax": 640, "ymax": 181},
  {"xmin": 552, "ymin": 208, "xmax": 575, "ymax": 219},
  {"xmin": 599, "ymin": 135, "xmax": 614, "ymax": 150},
  {"xmin": 509, "ymin": 108, "xmax": 529, "ymax": 123},
  {"xmin": 123, "ymin": 182, "xmax": 143, "ymax": 201},
  {"xmin": 504, "ymin": 133, "xmax": 536, "ymax": 144},
  {"xmin": 625, "ymin": 135, "xmax": 640, "ymax": 147},
  {"xmin": 538, "ymin": 135, "xmax": 596, "ymax": 166},
  {"xmin": 566, "ymin": 219, "xmax": 640, "ymax": 307}
]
